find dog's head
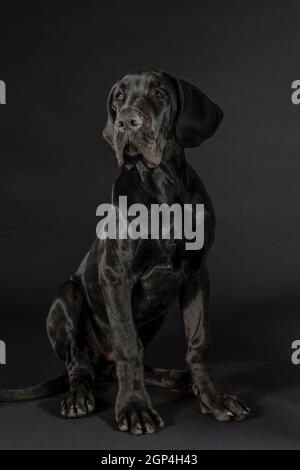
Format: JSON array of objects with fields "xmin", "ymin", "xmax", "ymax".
[{"xmin": 103, "ymin": 69, "xmax": 223, "ymax": 168}]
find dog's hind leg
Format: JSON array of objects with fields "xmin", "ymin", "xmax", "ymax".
[{"xmin": 47, "ymin": 281, "xmax": 96, "ymax": 418}]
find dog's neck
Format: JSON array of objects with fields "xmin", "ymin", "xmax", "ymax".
[
  {"xmin": 161, "ymin": 140, "xmax": 186, "ymax": 169},
  {"xmin": 125, "ymin": 141, "xmax": 187, "ymax": 205},
  {"xmin": 135, "ymin": 141, "xmax": 186, "ymax": 181},
  {"xmin": 114, "ymin": 141, "xmax": 188, "ymax": 206}
]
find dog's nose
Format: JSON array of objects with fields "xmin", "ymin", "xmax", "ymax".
[{"xmin": 116, "ymin": 110, "xmax": 142, "ymax": 132}]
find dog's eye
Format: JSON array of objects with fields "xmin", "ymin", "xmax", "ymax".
[
  {"xmin": 115, "ymin": 91, "xmax": 123, "ymax": 101},
  {"xmin": 155, "ymin": 88, "xmax": 165, "ymax": 99},
  {"xmin": 112, "ymin": 92, "xmax": 124, "ymax": 110}
]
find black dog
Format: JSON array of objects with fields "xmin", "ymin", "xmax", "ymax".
[{"xmin": 0, "ymin": 70, "xmax": 250, "ymax": 434}]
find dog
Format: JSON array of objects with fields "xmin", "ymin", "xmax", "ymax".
[{"xmin": 0, "ymin": 69, "xmax": 250, "ymax": 435}]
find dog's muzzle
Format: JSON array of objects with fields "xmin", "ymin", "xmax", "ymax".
[
  {"xmin": 114, "ymin": 108, "xmax": 157, "ymax": 167},
  {"xmin": 115, "ymin": 109, "xmax": 145, "ymax": 162},
  {"xmin": 115, "ymin": 109, "xmax": 143, "ymax": 134}
]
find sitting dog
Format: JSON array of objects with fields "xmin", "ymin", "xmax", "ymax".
[{"xmin": 0, "ymin": 69, "xmax": 250, "ymax": 434}]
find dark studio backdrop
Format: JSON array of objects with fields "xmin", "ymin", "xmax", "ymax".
[{"xmin": 0, "ymin": 1, "xmax": 299, "ymax": 450}]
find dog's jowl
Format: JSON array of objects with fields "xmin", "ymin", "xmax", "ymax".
[{"xmin": 0, "ymin": 69, "xmax": 250, "ymax": 434}]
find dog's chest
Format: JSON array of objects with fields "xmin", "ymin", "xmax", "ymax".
[{"xmin": 132, "ymin": 255, "xmax": 187, "ymax": 327}]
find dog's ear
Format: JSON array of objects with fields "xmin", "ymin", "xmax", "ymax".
[
  {"xmin": 169, "ymin": 76, "xmax": 224, "ymax": 148},
  {"xmin": 103, "ymin": 83, "xmax": 119, "ymax": 147}
]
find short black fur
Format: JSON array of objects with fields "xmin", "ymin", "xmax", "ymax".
[{"xmin": 0, "ymin": 70, "xmax": 250, "ymax": 434}]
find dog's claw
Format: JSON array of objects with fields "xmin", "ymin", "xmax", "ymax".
[
  {"xmin": 116, "ymin": 403, "xmax": 165, "ymax": 435},
  {"xmin": 60, "ymin": 388, "xmax": 95, "ymax": 419},
  {"xmin": 195, "ymin": 385, "xmax": 250, "ymax": 423}
]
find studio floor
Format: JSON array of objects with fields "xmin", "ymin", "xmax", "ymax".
[{"xmin": 0, "ymin": 358, "xmax": 299, "ymax": 450}]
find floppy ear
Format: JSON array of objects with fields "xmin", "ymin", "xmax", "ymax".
[
  {"xmin": 169, "ymin": 76, "xmax": 224, "ymax": 148},
  {"xmin": 103, "ymin": 83, "xmax": 118, "ymax": 147}
]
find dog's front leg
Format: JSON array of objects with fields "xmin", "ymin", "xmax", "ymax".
[
  {"xmin": 180, "ymin": 269, "xmax": 250, "ymax": 422},
  {"xmin": 101, "ymin": 265, "xmax": 165, "ymax": 435}
]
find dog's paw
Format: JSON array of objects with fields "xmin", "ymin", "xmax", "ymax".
[
  {"xmin": 193, "ymin": 384, "xmax": 251, "ymax": 422},
  {"xmin": 60, "ymin": 388, "xmax": 95, "ymax": 418},
  {"xmin": 116, "ymin": 402, "xmax": 165, "ymax": 435}
]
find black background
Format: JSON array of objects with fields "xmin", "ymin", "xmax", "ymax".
[{"xmin": 0, "ymin": 1, "xmax": 300, "ymax": 449}]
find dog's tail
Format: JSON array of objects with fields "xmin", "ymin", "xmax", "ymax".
[
  {"xmin": 0, "ymin": 367, "xmax": 192, "ymax": 402},
  {"xmin": 0, "ymin": 374, "xmax": 68, "ymax": 402}
]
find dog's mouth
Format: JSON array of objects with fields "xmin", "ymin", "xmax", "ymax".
[
  {"xmin": 115, "ymin": 136, "xmax": 160, "ymax": 169},
  {"xmin": 122, "ymin": 143, "xmax": 143, "ymax": 164}
]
